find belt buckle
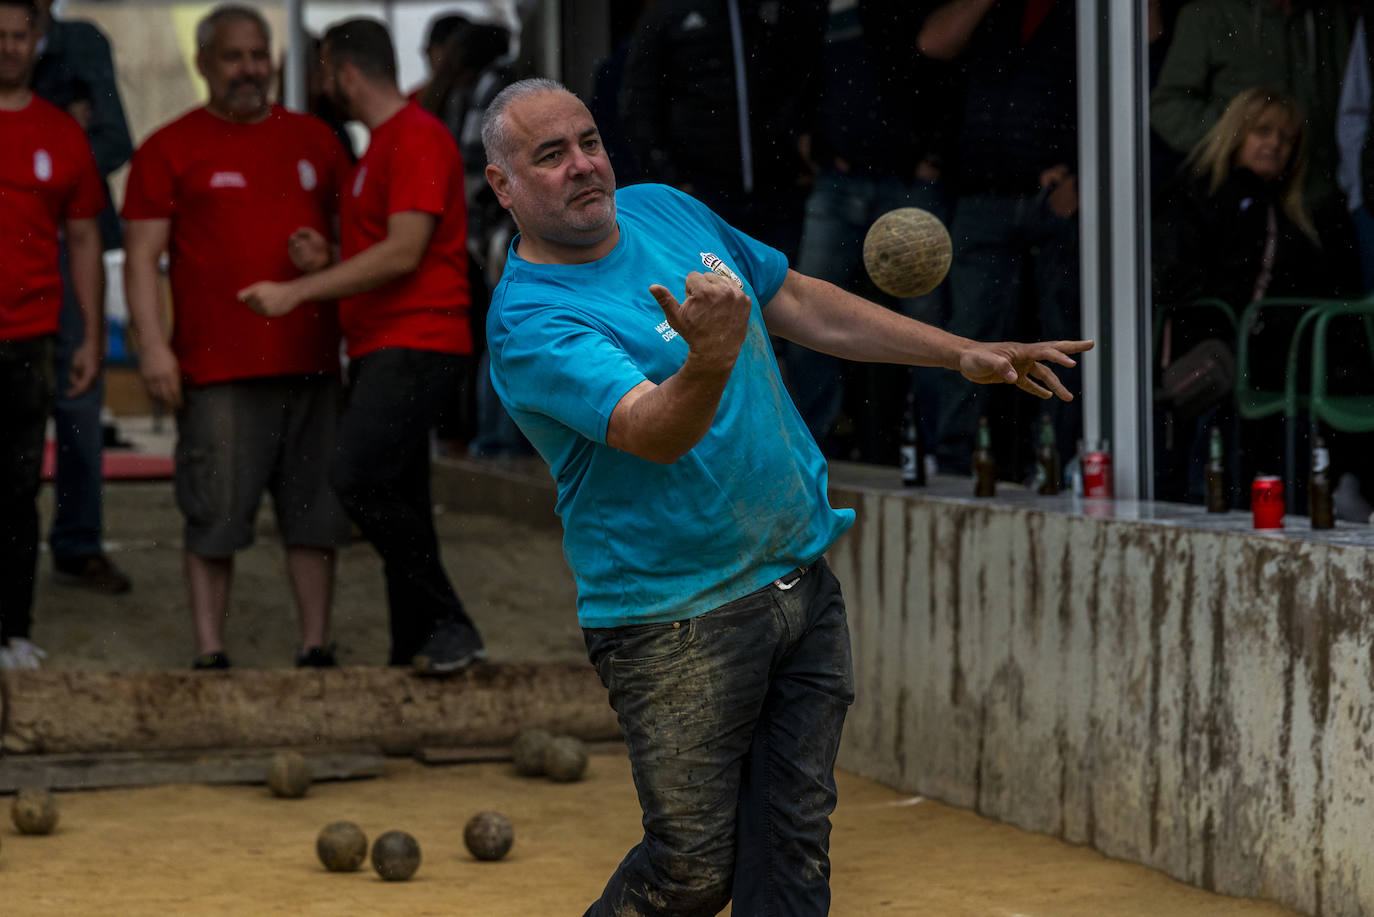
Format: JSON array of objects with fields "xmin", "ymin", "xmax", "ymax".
[{"xmin": 773, "ymin": 564, "xmax": 810, "ymax": 591}]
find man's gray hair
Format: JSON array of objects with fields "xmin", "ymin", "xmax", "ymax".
[
  {"xmin": 196, "ymin": 4, "xmax": 271, "ymax": 52},
  {"xmin": 481, "ymin": 77, "xmax": 571, "ymax": 173}
]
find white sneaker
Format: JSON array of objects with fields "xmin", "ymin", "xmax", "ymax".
[{"xmin": 0, "ymin": 638, "xmax": 47, "ymax": 670}]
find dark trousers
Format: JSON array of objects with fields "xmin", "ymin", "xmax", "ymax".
[
  {"xmin": 1, "ymin": 336, "xmax": 56, "ymax": 643},
  {"xmin": 582, "ymin": 559, "xmax": 854, "ymax": 917},
  {"xmin": 49, "ymin": 246, "xmax": 105, "ymax": 560},
  {"xmin": 331, "ymin": 347, "xmax": 475, "ymax": 665}
]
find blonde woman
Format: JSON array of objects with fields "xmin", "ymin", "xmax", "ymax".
[
  {"xmin": 1151, "ymin": 86, "xmax": 1338, "ymax": 504},
  {"xmin": 1153, "ymin": 85, "xmax": 1329, "ymax": 326}
]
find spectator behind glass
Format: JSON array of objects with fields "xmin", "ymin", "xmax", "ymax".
[
  {"xmin": 918, "ymin": 0, "xmax": 1083, "ymax": 479},
  {"xmin": 617, "ymin": 0, "xmax": 826, "ymax": 261},
  {"xmin": 1151, "ymin": 1, "xmax": 1352, "ymax": 254},
  {"xmin": 783, "ymin": 0, "xmax": 960, "ymax": 464},
  {"xmin": 1152, "ymin": 86, "xmax": 1351, "ymax": 507}
]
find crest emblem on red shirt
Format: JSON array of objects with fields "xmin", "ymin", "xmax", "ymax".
[
  {"xmin": 33, "ymin": 149, "xmax": 52, "ymax": 182},
  {"xmin": 352, "ymin": 166, "xmax": 368, "ymax": 198},
  {"xmin": 298, "ymin": 159, "xmax": 317, "ymax": 191}
]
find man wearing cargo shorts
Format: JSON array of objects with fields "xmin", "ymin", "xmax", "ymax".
[{"xmin": 122, "ymin": 5, "xmax": 352, "ymax": 669}]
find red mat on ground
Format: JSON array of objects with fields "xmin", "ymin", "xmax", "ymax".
[{"xmin": 41, "ymin": 440, "xmax": 175, "ymax": 481}]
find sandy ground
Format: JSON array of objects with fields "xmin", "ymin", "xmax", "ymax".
[
  {"xmin": 0, "ymin": 755, "xmax": 1299, "ymax": 917},
  {"xmin": 14, "ymin": 425, "xmax": 1298, "ymax": 915}
]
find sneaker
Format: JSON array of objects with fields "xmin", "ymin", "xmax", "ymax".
[
  {"xmin": 412, "ymin": 617, "xmax": 487, "ymax": 676},
  {"xmin": 191, "ymin": 651, "xmax": 231, "ymax": 670},
  {"xmin": 0, "ymin": 638, "xmax": 48, "ymax": 670},
  {"xmin": 54, "ymin": 553, "xmax": 132, "ymax": 594},
  {"xmin": 296, "ymin": 644, "xmax": 338, "ymax": 668}
]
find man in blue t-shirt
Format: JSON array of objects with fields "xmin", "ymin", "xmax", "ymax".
[{"xmin": 481, "ymin": 77, "xmax": 1091, "ymax": 917}]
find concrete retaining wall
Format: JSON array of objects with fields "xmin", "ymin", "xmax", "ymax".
[{"xmin": 828, "ymin": 486, "xmax": 1374, "ymax": 917}]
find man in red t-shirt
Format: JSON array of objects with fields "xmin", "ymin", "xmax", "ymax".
[
  {"xmin": 0, "ymin": 0, "xmax": 105, "ymax": 669},
  {"xmin": 238, "ymin": 18, "xmax": 485, "ymax": 674},
  {"xmin": 122, "ymin": 5, "xmax": 352, "ymax": 670}
]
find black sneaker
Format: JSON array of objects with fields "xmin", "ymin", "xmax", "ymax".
[
  {"xmin": 296, "ymin": 644, "xmax": 338, "ymax": 667},
  {"xmin": 192, "ymin": 651, "xmax": 231, "ymax": 670},
  {"xmin": 412, "ymin": 617, "xmax": 487, "ymax": 676},
  {"xmin": 54, "ymin": 553, "xmax": 132, "ymax": 594}
]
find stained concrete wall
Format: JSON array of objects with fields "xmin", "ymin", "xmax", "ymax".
[{"xmin": 828, "ymin": 484, "xmax": 1374, "ymax": 917}]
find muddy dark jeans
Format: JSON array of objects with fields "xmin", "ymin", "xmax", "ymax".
[
  {"xmin": 0, "ymin": 336, "xmax": 56, "ymax": 643},
  {"xmin": 582, "ymin": 559, "xmax": 854, "ymax": 917}
]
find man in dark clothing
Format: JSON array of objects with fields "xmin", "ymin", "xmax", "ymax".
[
  {"xmin": 919, "ymin": 0, "xmax": 1083, "ymax": 476},
  {"xmin": 617, "ymin": 0, "xmax": 826, "ymax": 260},
  {"xmin": 784, "ymin": 0, "xmax": 960, "ymax": 461},
  {"xmin": 31, "ymin": 0, "xmax": 133, "ymax": 594}
]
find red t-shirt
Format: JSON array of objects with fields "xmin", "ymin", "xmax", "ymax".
[
  {"xmin": 338, "ymin": 103, "xmax": 471, "ymax": 359},
  {"xmin": 122, "ymin": 106, "xmax": 349, "ymax": 385},
  {"xmin": 0, "ymin": 96, "xmax": 105, "ymax": 341}
]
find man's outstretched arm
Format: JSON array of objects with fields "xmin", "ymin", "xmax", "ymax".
[{"xmin": 763, "ymin": 269, "xmax": 1092, "ymax": 400}]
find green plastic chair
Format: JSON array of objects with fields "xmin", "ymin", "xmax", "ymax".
[
  {"xmin": 1234, "ymin": 297, "xmax": 1352, "ymax": 510},
  {"xmin": 1309, "ymin": 301, "xmax": 1374, "ymax": 435}
]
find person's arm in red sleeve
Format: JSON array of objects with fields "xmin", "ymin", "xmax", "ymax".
[
  {"xmin": 241, "ymin": 210, "xmax": 437, "ymax": 315},
  {"xmin": 64, "ymin": 215, "xmax": 105, "ymax": 396},
  {"xmin": 241, "ymin": 123, "xmax": 448, "ymax": 316}
]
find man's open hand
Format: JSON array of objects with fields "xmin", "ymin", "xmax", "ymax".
[
  {"xmin": 958, "ymin": 339, "xmax": 1094, "ymax": 400},
  {"xmin": 648, "ymin": 271, "xmax": 752, "ymax": 373}
]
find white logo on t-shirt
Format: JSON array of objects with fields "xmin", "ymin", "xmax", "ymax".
[
  {"xmin": 298, "ymin": 159, "xmax": 317, "ymax": 191},
  {"xmin": 33, "ymin": 149, "xmax": 52, "ymax": 182},
  {"xmin": 210, "ymin": 171, "xmax": 247, "ymax": 188},
  {"xmin": 352, "ymin": 166, "xmax": 368, "ymax": 198},
  {"xmin": 654, "ymin": 319, "xmax": 679, "ymax": 343},
  {"xmin": 700, "ymin": 252, "xmax": 744, "ymax": 289}
]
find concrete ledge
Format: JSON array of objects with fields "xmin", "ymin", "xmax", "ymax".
[
  {"xmin": 0, "ymin": 662, "xmax": 619, "ymax": 756},
  {"xmin": 828, "ymin": 484, "xmax": 1374, "ymax": 917},
  {"xmin": 433, "ymin": 455, "xmax": 560, "ymax": 530}
]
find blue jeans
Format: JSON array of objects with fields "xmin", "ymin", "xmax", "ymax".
[
  {"xmin": 932, "ymin": 192, "xmax": 1082, "ymax": 474},
  {"xmin": 582, "ymin": 559, "xmax": 853, "ymax": 917},
  {"xmin": 49, "ymin": 240, "xmax": 105, "ymax": 559},
  {"xmin": 786, "ymin": 170, "xmax": 950, "ymax": 454}
]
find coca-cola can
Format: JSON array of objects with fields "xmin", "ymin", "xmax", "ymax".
[
  {"xmin": 1083, "ymin": 449, "xmax": 1113, "ymax": 498},
  {"xmin": 1251, "ymin": 475, "xmax": 1285, "ymax": 529}
]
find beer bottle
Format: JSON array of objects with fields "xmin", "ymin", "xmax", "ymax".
[
  {"xmin": 1204, "ymin": 425, "xmax": 1227, "ymax": 513},
  {"xmin": 1034, "ymin": 413, "xmax": 1060, "ymax": 495},
  {"xmin": 1309, "ymin": 435, "xmax": 1335, "ymax": 529},
  {"xmin": 900, "ymin": 391, "xmax": 926, "ymax": 487},
  {"xmin": 973, "ymin": 417, "xmax": 996, "ymax": 497}
]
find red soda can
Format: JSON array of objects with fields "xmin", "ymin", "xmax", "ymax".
[
  {"xmin": 1083, "ymin": 448, "xmax": 1113, "ymax": 498},
  {"xmin": 1251, "ymin": 475, "xmax": 1285, "ymax": 529}
]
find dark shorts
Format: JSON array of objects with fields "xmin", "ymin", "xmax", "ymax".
[{"xmin": 175, "ymin": 374, "xmax": 350, "ymax": 557}]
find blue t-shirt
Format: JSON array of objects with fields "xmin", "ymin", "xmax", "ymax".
[{"xmin": 487, "ymin": 183, "xmax": 854, "ymax": 627}]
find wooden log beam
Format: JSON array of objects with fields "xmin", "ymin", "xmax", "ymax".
[{"xmin": 0, "ymin": 662, "xmax": 619, "ymax": 756}]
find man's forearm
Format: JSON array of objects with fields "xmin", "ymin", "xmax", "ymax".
[
  {"xmin": 66, "ymin": 220, "xmax": 105, "ymax": 344},
  {"xmin": 765, "ymin": 271, "xmax": 973, "ymax": 370},
  {"xmin": 607, "ymin": 354, "xmax": 735, "ymax": 464},
  {"xmin": 917, "ymin": 0, "xmax": 995, "ymax": 59},
  {"xmin": 287, "ymin": 234, "xmax": 419, "ymax": 303},
  {"xmin": 124, "ymin": 255, "xmax": 167, "ymax": 344}
]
